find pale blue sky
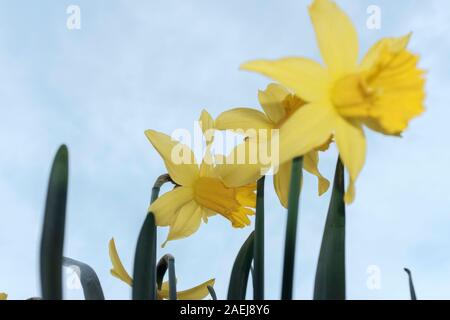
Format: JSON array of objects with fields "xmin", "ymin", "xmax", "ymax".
[{"xmin": 0, "ymin": 0, "xmax": 449, "ymax": 300}]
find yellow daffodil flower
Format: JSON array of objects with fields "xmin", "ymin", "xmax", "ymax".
[
  {"xmin": 0, "ymin": 293, "xmax": 7, "ymax": 300},
  {"xmin": 241, "ymin": 0, "xmax": 425, "ymax": 203},
  {"xmin": 215, "ymin": 83, "xmax": 330, "ymax": 208},
  {"xmin": 145, "ymin": 110, "xmax": 256, "ymax": 246},
  {"xmin": 109, "ymin": 238, "xmax": 215, "ymax": 300}
]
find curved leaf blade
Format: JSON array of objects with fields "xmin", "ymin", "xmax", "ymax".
[
  {"xmin": 227, "ymin": 231, "xmax": 255, "ymax": 300},
  {"xmin": 132, "ymin": 213, "xmax": 157, "ymax": 300},
  {"xmin": 63, "ymin": 257, "xmax": 105, "ymax": 300},
  {"xmin": 207, "ymin": 285, "xmax": 217, "ymax": 300},
  {"xmin": 253, "ymin": 177, "xmax": 265, "ymax": 300},
  {"xmin": 281, "ymin": 157, "xmax": 303, "ymax": 300},
  {"xmin": 132, "ymin": 174, "xmax": 171, "ymax": 300},
  {"xmin": 313, "ymin": 158, "xmax": 346, "ymax": 300},
  {"xmin": 40, "ymin": 145, "xmax": 69, "ymax": 300},
  {"xmin": 404, "ymin": 268, "xmax": 417, "ymax": 300},
  {"xmin": 156, "ymin": 254, "xmax": 177, "ymax": 300}
]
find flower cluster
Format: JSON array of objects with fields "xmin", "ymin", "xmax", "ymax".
[
  {"xmin": 143, "ymin": 0, "xmax": 425, "ymax": 245},
  {"xmin": 0, "ymin": 0, "xmax": 426, "ymax": 301}
]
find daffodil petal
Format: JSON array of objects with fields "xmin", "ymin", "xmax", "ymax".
[
  {"xmin": 215, "ymin": 108, "xmax": 273, "ymax": 133},
  {"xmin": 334, "ymin": 118, "xmax": 366, "ymax": 203},
  {"xmin": 158, "ymin": 279, "xmax": 215, "ymax": 300},
  {"xmin": 241, "ymin": 57, "xmax": 330, "ymax": 102},
  {"xmin": 304, "ymin": 150, "xmax": 330, "ymax": 196},
  {"xmin": 199, "ymin": 109, "xmax": 215, "ymax": 134},
  {"xmin": 149, "ymin": 186, "xmax": 194, "ymax": 226},
  {"xmin": 199, "ymin": 139, "xmax": 217, "ymax": 178},
  {"xmin": 279, "ymin": 102, "xmax": 336, "ymax": 165},
  {"xmin": 163, "ymin": 201, "xmax": 203, "ymax": 246},
  {"xmin": 199, "ymin": 158, "xmax": 216, "ymax": 179},
  {"xmin": 199, "ymin": 109, "xmax": 215, "ymax": 145},
  {"xmin": 108, "ymin": 238, "xmax": 133, "ymax": 286},
  {"xmin": 145, "ymin": 129, "xmax": 199, "ymax": 186},
  {"xmin": 258, "ymin": 83, "xmax": 289, "ymax": 124},
  {"xmin": 309, "ymin": 0, "xmax": 359, "ymax": 78},
  {"xmin": 177, "ymin": 279, "xmax": 216, "ymax": 300},
  {"xmin": 216, "ymin": 139, "xmax": 268, "ymax": 187},
  {"xmin": 273, "ymin": 161, "xmax": 292, "ymax": 208},
  {"xmin": 201, "ymin": 207, "xmax": 217, "ymax": 223}
]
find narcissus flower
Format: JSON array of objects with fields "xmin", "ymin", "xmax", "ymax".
[
  {"xmin": 241, "ymin": 0, "xmax": 425, "ymax": 203},
  {"xmin": 145, "ymin": 111, "xmax": 256, "ymax": 246},
  {"xmin": 215, "ymin": 83, "xmax": 330, "ymax": 208},
  {"xmin": 0, "ymin": 293, "xmax": 7, "ymax": 300},
  {"xmin": 109, "ymin": 238, "xmax": 215, "ymax": 300}
]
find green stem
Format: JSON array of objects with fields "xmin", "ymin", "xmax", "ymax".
[
  {"xmin": 156, "ymin": 254, "xmax": 177, "ymax": 300},
  {"xmin": 313, "ymin": 157, "xmax": 346, "ymax": 300},
  {"xmin": 62, "ymin": 257, "xmax": 104, "ymax": 300},
  {"xmin": 40, "ymin": 145, "xmax": 69, "ymax": 300},
  {"xmin": 253, "ymin": 176, "xmax": 265, "ymax": 300},
  {"xmin": 132, "ymin": 174, "xmax": 172, "ymax": 300},
  {"xmin": 281, "ymin": 156, "xmax": 303, "ymax": 300},
  {"xmin": 167, "ymin": 255, "xmax": 177, "ymax": 300},
  {"xmin": 227, "ymin": 232, "xmax": 255, "ymax": 300},
  {"xmin": 207, "ymin": 285, "xmax": 217, "ymax": 300},
  {"xmin": 404, "ymin": 268, "xmax": 417, "ymax": 300}
]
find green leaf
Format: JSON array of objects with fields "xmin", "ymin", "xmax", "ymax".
[
  {"xmin": 281, "ymin": 157, "xmax": 303, "ymax": 300},
  {"xmin": 253, "ymin": 177, "xmax": 265, "ymax": 300},
  {"xmin": 207, "ymin": 285, "xmax": 217, "ymax": 300},
  {"xmin": 63, "ymin": 257, "xmax": 105, "ymax": 300},
  {"xmin": 313, "ymin": 157, "xmax": 346, "ymax": 300},
  {"xmin": 404, "ymin": 268, "xmax": 417, "ymax": 300},
  {"xmin": 156, "ymin": 254, "xmax": 177, "ymax": 300},
  {"xmin": 227, "ymin": 231, "xmax": 255, "ymax": 300},
  {"xmin": 132, "ymin": 174, "xmax": 172, "ymax": 300},
  {"xmin": 40, "ymin": 145, "xmax": 69, "ymax": 300},
  {"xmin": 132, "ymin": 213, "xmax": 157, "ymax": 300}
]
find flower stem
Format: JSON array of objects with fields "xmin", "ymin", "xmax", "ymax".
[
  {"xmin": 227, "ymin": 231, "xmax": 255, "ymax": 300},
  {"xmin": 404, "ymin": 268, "xmax": 417, "ymax": 300},
  {"xmin": 156, "ymin": 254, "xmax": 177, "ymax": 300},
  {"xmin": 132, "ymin": 174, "xmax": 172, "ymax": 300},
  {"xmin": 281, "ymin": 156, "xmax": 303, "ymax": 300},
  {"xmin": 253, "ymin": 176, "xmax": 265, "ymax": 300}
]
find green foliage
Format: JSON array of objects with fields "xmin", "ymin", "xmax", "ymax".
[
  {"xmin": 281, "ymin": 157, "xmax": 303, "ymax": 300},
  {"xmin": 40, "ymin": 145, "xmax": 69, "ymax": 300},
  {"xmin": 313, "ymin": 158, "xmax": 346, "ymax": 300},
  {"xmin": 228, "ymin": 232, "xmax": 255, "ymax": 300}
]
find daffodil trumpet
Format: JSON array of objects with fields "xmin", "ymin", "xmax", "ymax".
[{"xmin": 241, "ymin": 0, "xmax": 426, "ymax": 203}]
